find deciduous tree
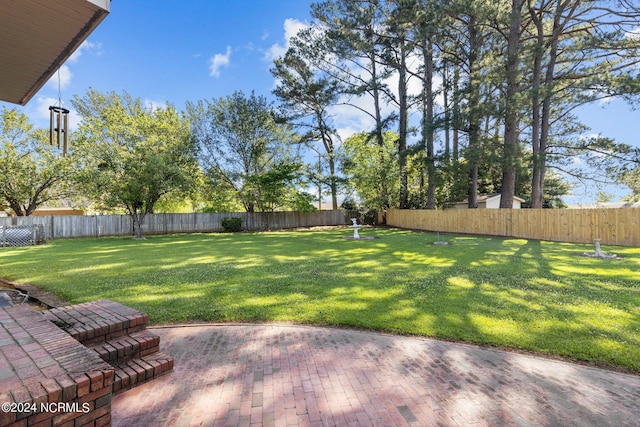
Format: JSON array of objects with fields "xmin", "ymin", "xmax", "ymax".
[
  {"xmin": 188, "ymin": 91, "xmax": 305, "ymax": 212},
  {"xmin": 340, "ymin": 131, "xmax": 399, "ymax": 209},
  {"xmin": 620, "ymin": 168, "xmax": 640, "ymax": 203},
  {"xmin": 72, "ymin": 90, "xmax": 196, "ymax": 238}
]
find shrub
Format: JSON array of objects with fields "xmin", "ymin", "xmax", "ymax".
[{"xmin": 221, "ymin": 217, "xmax": 242, "ymax": 232}]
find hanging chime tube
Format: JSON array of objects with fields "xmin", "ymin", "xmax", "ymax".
[
  {"xmin": 62, "ymin": 112, "xmax": 68, "ymax": 155},
  {"xmin": 49, "ymin": 107, "xmax": 54, "ymax": 146},
  {"xmin": 56, "ymin": 109, "xmax": 62, "ymax": 149}
]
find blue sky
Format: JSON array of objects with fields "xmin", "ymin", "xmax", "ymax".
[{"xmin": 2, "ymin": 0, "xmax": 638, "ymax": 204}]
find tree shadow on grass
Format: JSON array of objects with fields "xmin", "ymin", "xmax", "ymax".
[
  {"xmin": 442, "ymin": 239, "xmax": 640, "ymax": 371},
  {"xmin": 140, "ymin": 232, "xmax": 639, "ymax": 372}
]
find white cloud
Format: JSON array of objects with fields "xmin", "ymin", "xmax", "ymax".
[
  {"xmin": 330, "ymin": 99, "xmax": 376, "ymax": 141},
  {"xmin": 336, "ymin": 125, "xmax": 367, "ymax": 144},
  {"xmin": 243, "ymin": 42, "xmax": 256, "ymax": 53},
  {"xmin": 625, "ymin": 27, "xmax": 640, "ymax": 40},
  {"xmin": 264, "ymin": 18, "xmax": 308, "ymax": 61},
  {"xmin": 68, "ymin": 40, "xmax": 102, "ymax": 63},
  {"xmin": 144, "ymin": 99, "xmax": 167, "ymax": 111},
  {"xmin": 209, "ymin": 46, "xmax": 232, "ymax": 78},
  {"xmin": 35, "ymin": 96, "xmax": 58, "ymax": 121},
  {"xmin": 68, "ymin": 109, "xmax": 81, "ymax": 131},
  {"xmin": 45, "ymin": 65, "xmax": 72, "ymax": 91}
]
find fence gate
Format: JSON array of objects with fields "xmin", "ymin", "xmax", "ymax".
[{"xmin": 0, "ymin": 225, "xmax": 46, "ymax": 247}]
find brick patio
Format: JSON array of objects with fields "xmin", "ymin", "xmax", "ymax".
[{"xmin": 112, "ymin": 324, "xmax": 640, "ymax": 426}]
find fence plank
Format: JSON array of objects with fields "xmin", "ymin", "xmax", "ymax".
[{"xmin": 387, "ymin": 208, "xmax": 640, "ymax": 247}]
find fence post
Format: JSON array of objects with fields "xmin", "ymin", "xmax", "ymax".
[{"xmin": 50, "ymin": 216, "xmax": 55, "ymax": 240}]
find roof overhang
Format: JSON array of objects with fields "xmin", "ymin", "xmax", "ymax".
[{"xmin": 0, "ymin": 0, "xmax": 110, "ymax": 105}]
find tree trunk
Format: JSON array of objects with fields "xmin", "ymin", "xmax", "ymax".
[
  {"xmin": 316, "ymin": 108, "xmax": 338, "ymax": 211},
  {"xmin": 131, "ymin": 211, "xmax": 144, "ymax": 239},
  {"xmin": 467, "ymin": 15, "xmax": 481, "ymax": 209},
  {"xmin": 529, "ymin": 0, "xmax": 569, "ymax": 208},
  {"xmin": 398, "ymin": 39, "xmax": 409, "ymax": 209},
  {"xmin": 500, "ymin": 0, "xmax": 525, "ymax": 209},
  {"xmin": 8, "ymin": 200, "xmax": 25, "ymax": 216},
  {"xmin": 452, "ymin": 64, "xmax": 460, "ymax": 161},
  {"xmin": 316, "ymin": 154, "xmax": 322, "ymax": 210},
  {"xmin": 468, "ymin": 166, "xmax": 479, "ymax": 208},
  {"xmin": 422, "ymin": 39, "xmax": 436, "ymax": 210},
  {"xmin": 443, "ymin": 59, "xmax": 451, "ymax": 160},
  {"xmin": 328, "ymin": 153, "xmax": 338, "ymax": 210},
  {"xmin": 530, "ymin": 14, "xmax": 543, "ymax": 208},
  {"xmin": 367, "ymin": 37, "xmax": 389, "ymax": 212}
]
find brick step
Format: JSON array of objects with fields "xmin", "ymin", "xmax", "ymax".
[
  {"xmin": 42, "ymin": 300, "xmax": 174, "ymax": 397},
  {"xmin": 112, "ymin": 352, "xmax": 174, "ymax": 394},
  {"xmin": 44, "ymin": 299, "xmax": 148, "ymax": 345},
  {"xmin": 90, "ymin": 330, "xmax": 160, "ymax": 365}
]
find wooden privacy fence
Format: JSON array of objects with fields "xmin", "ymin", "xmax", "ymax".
[
  {"xmin": 0, "ymin": 210, "xmax": 357, "ymax": 240},
  {"xmin": 387, "ymin": 208, "xmax": 640, "ymax": 247}
]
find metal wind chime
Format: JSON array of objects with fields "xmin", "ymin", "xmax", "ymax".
[
  {"xmin": 49, "ymin": 105, "xmax": 69, "ymax": 155},
  {"xmin": 49, "ymin": 70, "xmax": 69, "ymax": 155}
]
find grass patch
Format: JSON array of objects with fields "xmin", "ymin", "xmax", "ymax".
[{"xmin": 1, "ymin": 227, "xmax": 639, "ymax": 373}]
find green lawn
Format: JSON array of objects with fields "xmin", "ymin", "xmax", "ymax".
[{"xmin": 1, "ymin": 227, "xmax": 639, "ymax": 373}]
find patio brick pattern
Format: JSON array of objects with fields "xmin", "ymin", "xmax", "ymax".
[{"xmin": 112, "ymin": 324, "xmax": 640, "ymax": 426}]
